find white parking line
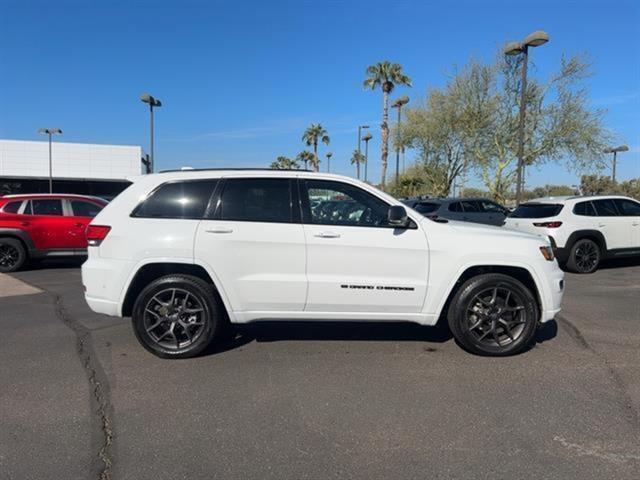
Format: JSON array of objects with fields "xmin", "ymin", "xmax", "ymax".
[{"xmin": 0, "ymin": 273, "xmax": 42, "ymax": 298}]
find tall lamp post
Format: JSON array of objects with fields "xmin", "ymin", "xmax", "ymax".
[
  {"xmin": 326, "ymin": 152, "xmax": 333, "ymax": 173},
  {"xmin": 140, "ymin": 93, "xmax": 162, "ymax": 173},
  {"xmin": 391, "ymin": 96, "xmax": 409, "ymax": 185},
  {"xmin": 362, "ymin": 132, "xmax": 372, "ymax": 183},
  {"xmin": 37, "ymin": 128, "xmax": 62, "ymax": 193},
  {"xmin": 357, "ymin": 124, "xmax": 369, "ymax": 167},
  {"xmin": 504, "ymin": 30, "xmax": 549, "ymax": 205},
  {"xmin": 604, "ymin": 145, "xmax": 629, "ymax": 183}
]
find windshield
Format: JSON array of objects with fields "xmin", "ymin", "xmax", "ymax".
[{"xmin": 509, "ymin": 203, "xmax": 563, "ymax": 218}]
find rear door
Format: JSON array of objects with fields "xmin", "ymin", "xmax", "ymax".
[
  {"xmin": 25, "ymin": 198, "xmax": 77, "ymax": 249},
  {"xmin": 66, "ymin": 199, "xmax": 106, "ymax": 248},
  {"xmin": 300, "ymin": 178, "xmax": 428, "ymax": 314},
  {"xmin": 194, "ymin": 177, "xmax": 307, "ymax": 313},
  {"xmin": 479, "ymin": 200, "xmax": 508, "ymax": 226},
  {"xmin": 592, "ymin": 199, "xmax": 628, "ymax": 250}
]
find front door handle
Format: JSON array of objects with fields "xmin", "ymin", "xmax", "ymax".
[
  {"xmin": 205, "ymin": 227, "xmax": 234, "ymax": 234},
  {"xmin": 314, "ymin": 231, "xmax": 341, "ymax": 238}
]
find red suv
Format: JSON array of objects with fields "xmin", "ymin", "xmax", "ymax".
[{"xmin": 0, "ymin": 194, "xmax": 107, "ymax": 272}]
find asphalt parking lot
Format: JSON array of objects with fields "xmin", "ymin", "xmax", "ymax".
[{"xmin": 1, "ymin": 259, "xmax": 639, "ymax": 480}]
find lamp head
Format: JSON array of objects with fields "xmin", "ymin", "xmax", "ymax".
[{"xmin": 524, "ymin": 30, "xmax": 549, "ymax": 47}]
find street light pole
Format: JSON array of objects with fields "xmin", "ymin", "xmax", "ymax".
[
  {"xmin": 37, "ymin": 128, "xmax": 62, "ymax": 193},
  {"xmin": 357, "ymin": 125, "xmax": 369, "ymax": 179},
  {"xmin": 362, "ymin": 132, "xmax": 372, "ymax": 183},
  {"xmin": 326, "ymin": 152, "xmax": 333, "ymax": 173},
  {"xmin": 391, "ymin": 96, "xmax": 409, "ymax": 185},
  {"xmin": 505, "ymin": 30, "xmax": 549, "ymax": 205},
  {"xmin": 604, "ymin": 145, "xmax": 629, "ymax": 183},
  {"xmin": 140, "ymin": 93, "xmax": 162, "ymax": 173}
]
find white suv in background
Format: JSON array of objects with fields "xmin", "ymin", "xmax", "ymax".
[
  {"xmin": 504, "ymin": 195, "xmax": 640, "ymax": 273},
  {"xmin": 82, "ymin": 169, "xmax": 564, "ymax": 358}
]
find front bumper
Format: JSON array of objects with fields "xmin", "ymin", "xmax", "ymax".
[{"xmin": 538, "ymin": 260, "xmax": 565, "ymax": 322}]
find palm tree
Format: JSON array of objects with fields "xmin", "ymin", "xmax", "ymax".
[
  {"xmin": 270, "ymin": 156, "xmax": 299, "ymax": 170},
  {"xmin": 350, "ymin": 150, "xmax": 365, "ymax": 179},
  {"xmin": 296, "ymin": 150, "xmax": 314, "ymax": 170},
  {"xmin": 302, "ymin": 123, "xmax": 330, "ymax": 171},
  {"xmin": 363, "ymin": 61, "xmax": 411, "ymax": 189}
]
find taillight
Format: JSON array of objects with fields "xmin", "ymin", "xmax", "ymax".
[
  {"xmin": 86, "ymin": 225, "xmax": 111, "ymax": 246},
  {"xmin": 533, "ymin": 221, "xmax": 562, "ymax": 228}
]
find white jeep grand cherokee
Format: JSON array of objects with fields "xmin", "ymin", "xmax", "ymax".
[{"xmin": 82, "ymin": 169, "xmax": 564, "ymax": 358}]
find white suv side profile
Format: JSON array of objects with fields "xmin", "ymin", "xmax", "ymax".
[
  {"xmin": 504, "ymin": 195, "xmax": 640, "ymax": 273},
  {"xmin": 82, "ymin": 170, "xmax": 564, "ymax": 358}
]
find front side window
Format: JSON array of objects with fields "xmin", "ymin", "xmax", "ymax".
[
  {"xmin": 134, "ymin": 180, "xmax": 218, "ymax": 219},
  {"xmin": 614, "ymin": 199, "xmax": 640, "ymax": 216},
  {"xmin": 218, "ymin": 178, "xmax": 292, "ymax": 223},
  {"xmin": 2, "ymin": 201, "xmax": 22, "ymax": 213},
  {"xmin": 593, "ymin": 199, "xmax": 618, "ymax": 217},
  {"xmin": 302, "ymin": 179, "xmax": 391, "ymax": 227},
  {"xmin": 71, "ymin": 200, "xmax": 104, "ymax": 218},
  {"xmin": 573, "ymin": 201, "xmax": 596, "ymax": 216},
  {"xmin": 30, "ymin": 199, "xmax": 63, "ymax": 216}
]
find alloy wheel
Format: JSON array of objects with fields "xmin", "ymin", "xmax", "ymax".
[
  {"xmin": 143, "ymin": 288, "xmax": 207, "ymax": 350},
  {"xmin": 0, "ymin": 244, "xmax": 20, "ymax": 270},
  {"xmin": 465, "ymin": 286, "xmax": 527, "ymax": 348},
  {"xmin": 574, "ymin": 242, "xmax": 599, "ymax": 273}
]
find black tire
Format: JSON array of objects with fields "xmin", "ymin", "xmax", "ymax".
[
  {"xmin": 0, "ymin": 237, "xmax": 27, "ymax": 273},
  {"xmin": 447, "ymin": 273, "xmax": 539, "ymax": 356},
  {"xmin": 132, "ymin": 274, "xmax": 224, "ymax": 359},
  {"xmin": 566, "ymin": 238, "xmax": 600, "ymax": 274}
]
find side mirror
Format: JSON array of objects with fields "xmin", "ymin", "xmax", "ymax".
[{"xmin": 388, "ymin": 205, "xmax": 409, "ymax": 227}]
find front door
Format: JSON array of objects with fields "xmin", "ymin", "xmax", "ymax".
[
  {"xmin": 613, "ymin": 198, "xmax": 640, "ymax": 249},
  {"xmin": 195, "ymin": 177, "xmax": 307, "ymax": 313},
  {"xmin": 300, "ymin": 178, "xmax": 429, "ymax": 314}
]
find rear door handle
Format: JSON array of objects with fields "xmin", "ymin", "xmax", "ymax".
[
  {"xmin": 74, "ymin": 222, "xmax": 84, "ymax": 228},
  {"xmin": 205, "ymin": 227, "xmax": 234, "ymax": 234},
  {"xmin": 598, "ymin": 223, "xmax": 606, "ymax": 227},
  {"xmin": 314, "ymin": 231, "xmax": 341, "ymax": 238},
  {"xmin": 20, "ymin": 221, "xmax": 31, "ymax": 227}
]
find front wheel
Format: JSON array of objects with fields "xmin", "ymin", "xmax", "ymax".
[
  {"xmin": 448, "ymin": 273, "xmax": 539, "ymax": 356},
  {"xmin": 132, "ymin": 274, "xmax": 224, "ymax": 359}
]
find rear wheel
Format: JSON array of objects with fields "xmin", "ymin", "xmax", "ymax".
[
  {"xmin": 0, "ymin": 238, "xmax": 27, "ymax": 273},
  {"xmin": 566, "ymin": 238, "xmax": 600, "ymax": 274},
  {"xmin": 132, "ymin": 274, "xmax": 223, "ymax": 359},
  {"xmin": 448, "ymin": 273, "xmax": 539, "ymax": 356}
]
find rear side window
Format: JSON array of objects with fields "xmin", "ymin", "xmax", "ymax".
[
  {"xmin": 219, "ymin": 178, "xmax": 292, "ymax": 223},
  {"xmin": 31, "ymin": 199, "xmax": 63, "ymax": 216},
  {"xmin": 448, "ymin": 202, "xmax": 463, "ymax": 212},
  {"xmin": 510, "ymin": 203, "xmax": 563, "ymax": 218},
  {"xmin": 413, "ymin": 202, "xmax": 439, "ymax": 214},
  {"xmin": 593, "ymin": 199, "xmax": 618, "ymax": 217},
  {"xmin": 614, "ymin": 199, "xmax": 640, "ymax": 216},
  {"xmin": 134, "ymin": 180, "xmax": 218, "ymax": 219},
  {"xmin": 573, "ymin": 201, "xmax": 596, "ymax": 216},
  {"xmin": 71, "ymin": 200, "xmax": 104, "ymax": 218},
  {"xmin": 2, "ymin": 201, "xmax": 22, "ymax": 213},
  {"xmin": 480, "ymin": 201, "xmax": 505, "ymax": 214},
  {"xmin": 460, "ymin": 200, "xmax": 481, "ymax": 213}
]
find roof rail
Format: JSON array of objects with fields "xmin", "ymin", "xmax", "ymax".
[{"xmin": 158, "ymin": 167, "xmax": 314, "ymax": 173}]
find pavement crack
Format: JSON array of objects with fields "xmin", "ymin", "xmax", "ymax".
[
  {"xmin": 52, "ymin": 293, "xmax": 114, "ymax": 480},
  {"xmin": 557, "ymin": 314, "xmax": 639, "ymax": 427}
]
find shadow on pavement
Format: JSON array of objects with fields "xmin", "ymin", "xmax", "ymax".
[
  {"xmin": 599, "ymin": 256, "xmax": 640, "ymax": 270},
  {"xmin": 24, "ymin": 257, "xmax": 86, "ymax": 271}
]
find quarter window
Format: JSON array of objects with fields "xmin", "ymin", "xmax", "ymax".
[
  {"xmin": 219, "ymin": 178, "xmax": 292, "ymax": 223},
  {"xmin": 2, "ymin": 201, "xmax": 22, "ymax": 213},
  {"xmin": 134, "ymin": 180, "xmax": 218, "ymax": 219},
  {"xmin": 593, "ymin": 199, "xmax": 619, "ymax": 217},
  {"xmin": 30, "ymin": 199, "xmax": 63, "ymax": 216},
  {"xmin": 573, "ymin": 201, "xmax": 596, "ymax": 216},
  {"xmin": 613, "ymin": 199, "xmax": 640, "ymax": 216},
  {"xmin": 302, "ymin": 179, "xmax": 391, "ymax": 227},
  {"xmin": 413, "ymin": 202, "xmax": 439, "ymax": 214},
  {"xmin": 71, "ymin": 200, "xmax": 104, "ymax": 218}
]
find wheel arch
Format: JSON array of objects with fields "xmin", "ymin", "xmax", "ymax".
[
  {"xmin": 0, "ymin": 228, "xmax": 35, "ymax": 254},
  {"xmin": 436, "ymin": 264, "xmax": 542, "ymax": 324},
  {"xmin": 565, "ymin": 230, "xmax": 607, "ymax": 254},
  {"xmin": 121, "ymin": 261, "xmax": 232, "ymax": 320}
]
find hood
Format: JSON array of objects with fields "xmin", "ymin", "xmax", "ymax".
[{"xmin": 424, "ymin": 218, "xmax": 548, "ymax": 243}]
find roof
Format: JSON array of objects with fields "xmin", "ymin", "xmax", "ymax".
[
  {"xmin": 525, "ymin": 195, "xmax": 631, "ymax": 204},
  {"xmin": 0, "ymin": 193, "xmax": 108, "ymax": 202}
]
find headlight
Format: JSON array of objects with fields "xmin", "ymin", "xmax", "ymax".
[{"xmin": 539, "ymin": 245, "xmax": 555, "ymax": 261}]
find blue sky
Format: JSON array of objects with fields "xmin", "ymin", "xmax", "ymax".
[{"xmin": 1, "ymin": 0, "xmax": 638, "ymax": 187}]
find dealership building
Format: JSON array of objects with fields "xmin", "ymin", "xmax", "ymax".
[{"xmin": 0, "ymin": 139, "xmax": 146, "ymax": 199}]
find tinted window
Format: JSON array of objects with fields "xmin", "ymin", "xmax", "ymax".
[
  {"xmin": 303, "ymin": 179, "xmax": 391, "ymax": 227},
  {"xmin": 31, "ymin": 199, "xmax": 63, "ymax": 216},
  {"xmin": 573, "ymin": 201, "xmax": 596, "ymax": 216},
  {"xmin": 2, "ymin": 201, "xmax": 22, "ymax": 213},
  {"xmin": 448, "ymin": 202, "xmax": 463, "ymax": 212},
  {"xmin": 510, "ymin": 203, "xmax": 563, "ymax": 218},
  {"xmin": 593, "ymin": 199, "xmax": 618, "ymax": 217},
  {"xmin": 414, "ymin": 202, "xmax": 439, "ymax": 214},
  {"xmin": 461, "ymin": 200, "xmax": 481, "ymax": 213},
  {"xmin": 71, "ymin": 200, "xmax": 103, "ymax": 217},
  {"xmin": 219, "ymin": 178, "xmax": 292, "ymax": 223},
  {"xmin": 614, "ymin": 199, "xmax": 640, "ymax": 216},
  {"xmin": 480, "ymin": 201, "xmax": 505, "ymax": 214},
  {"xmin": 135, "ymin": 180, "xmax": 217, "ymax": 219}
]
